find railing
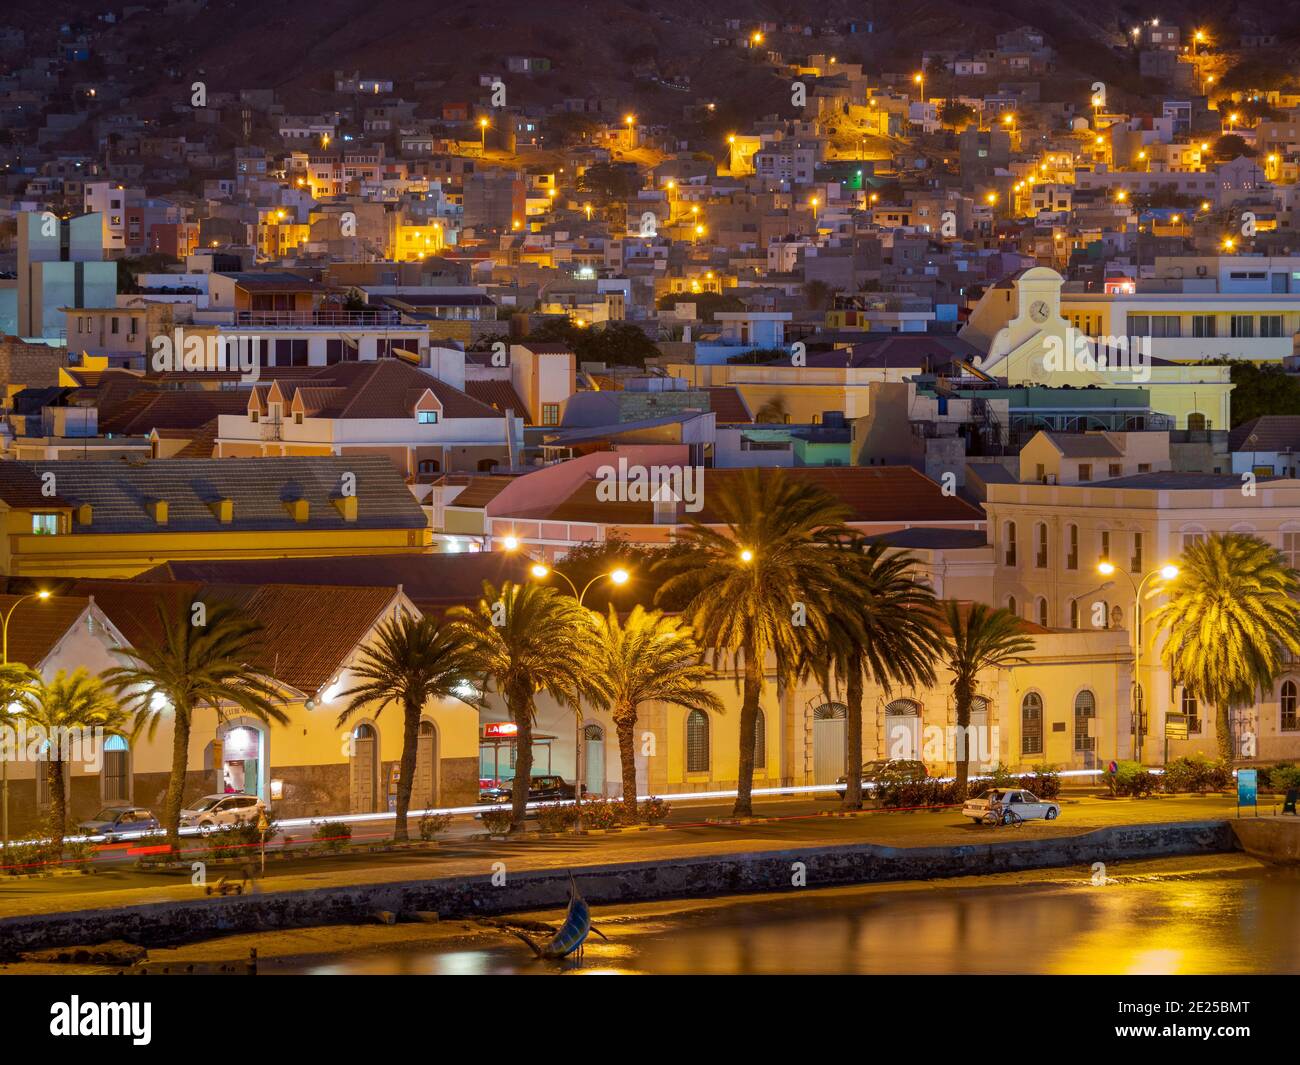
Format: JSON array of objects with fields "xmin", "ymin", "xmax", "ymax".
[{"xmin": 235, "ymin": 310, "xmax": 405, "ymax": 328}]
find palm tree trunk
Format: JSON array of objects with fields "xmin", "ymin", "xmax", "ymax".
[
  {"xmin": 48, "ymin": 756, "xmax": 66, "ymax": 848},
  {"xmin": 616, "ymin": 706, "xmax": 638, "ymax": 820},
  {"xmin": 393, "ymin": 697, "xmax": 420, "ymax": 841},
  {"xmin": 164, "ymin": 708, "xmax": 192, "ymax": 853},
  {"xmin": 844, "ymin": 654, "xmax": 864, "ymax": 810},
  {"xmin": 734, "ymin": 646, "xmax": 762, "ymax": 818},
  {"xmin": 955, "ymin": 677, "xmax": 973, "ymax": 800},
  {"xmin": 509, "ymin": 691, "xmax": 533, "ymax": 832},
  {"xmin": 1215, "ymin": 704, "xmax": 1233, "ymax": 761}
]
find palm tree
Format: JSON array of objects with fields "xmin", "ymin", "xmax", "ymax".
[
  {"xmin": 805, "ymin": 541, "xmax": 940, "ymax": 809},
  {"xmin": 588, "ymin": 605, "xmax": 723, "ymax": 817},
  {"xmin": 938, "ymin": 601, "xmax": 1034, "ymax": 797},
  {"xmin": 1150, "ymin": 532, "xmax": 1300, "ymax": 758},
  {"xmin": 656, "ymin": 468, "xmax": 857, "ymax": 817},
  {"xmin": 334, "ymin": 611, "xmax": 480, "ymax": 841},
  {"xmin": 20, "ymin": 669, "xmax": 128, "ymax": 846},
  {"xmin": 0, "ymin": 663, "xmax": 39, "ymax": 853},
  {"xmin": 105, "ymin": 598, "xmax": 287, "ymax": 851},
  {"xmin": 450, "ymin": 582, "xmax": 600, "ymax": 831}
]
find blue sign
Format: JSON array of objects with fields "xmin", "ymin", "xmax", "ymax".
[{"xmin": 1237, "ymin": 769, "xmax": 1258, "ymax": 807}]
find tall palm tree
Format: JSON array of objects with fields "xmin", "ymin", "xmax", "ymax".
[
  {"xmin": 588, "ymin": 605, "xmax": 724, "ymax": 817},
  {"xmin": 1150, "ymin": 532, "xmax": 1300, "ymax": 758},
  {"xmin": 20, "ymin": 669, "xmax": 128, "ymax": 846},
  {"xmin": 938, "ymin": 601, "xmax": 1034, "ymax": 797},
  {"xmin": 656, "ymin": 468, "xmax": 857, "ymax": 817},
  {"xmin": 334, "ymin": 611, "xmax": 480, "ymax": 841},
  {"xmin": 450, "ymin": 581, "xmax": 600, "ymax": 831},
  {"xmin": 105, "ymin": 598, "xmax": 287, "ymax": 851},
  {"xmin": 804, "ymin": 541, "xmax": 941, "ymax": 809},
  {"xmin": 0, "ymin": 663, "xmax": 39, "ymax": 853}
]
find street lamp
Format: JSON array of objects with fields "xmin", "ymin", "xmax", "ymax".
[
  {"xmin": 529, "ymin": 565, "xmax": 631, "ymax": 824},
  {"xmin": 479, "ymin": 116, "xmax": 489, "ymax": 154},
  {"xmin": 1097, "ymin": 561, "xmax": 1178, "ymax": 762},
  {"xmin": 2, "ymin": 590, "xmax": 49, "ymax": 855}
]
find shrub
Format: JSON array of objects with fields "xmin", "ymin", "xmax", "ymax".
[
  {"xmin": 62, "ymin": 838, "xmax": 95, "ymax": 872},
  {"xmin": 877, "ymin": 778, "xmax": 963, "ymax": 808},
  {"xmin": 967, "ymin": 762, "xmax": 1020, "ymax": 791},
  {"xmin": 1107, "ymin": 760, "xmax": 1158, "ymax": 798},
  {"xmin": 535, "ymin": 804, "xmax": 578, "ymax": 833},
  {"xmin": 131, "ymin": 832, "xmax": 172, "ymax": 867},
  {"xmin": 1268, "ymin": 763, "xmax": 1300, "ymax": 793},
  {"xmin": 479, "ymin": 808, "xmax": 513, "ymax": 835},
  {"xmin": 639, "ymin": 796, "xmax": 671, "ymax": 823},
  {"xmin": 311, "ymin": 820, "xmax": 352, "ymax": 852},
  {"xmin": 207, "ymin": 818, "xmax": 277, "ymax": 861},
  {"xmin": 1022, "ymin": 764, "xmax": 1062, "ymax": 799},
  {"xmin": 3, "ymin": 839, "xmax": 58, "ymax": 875},
  {"xmin": 1162, "ymin": 755, "xmax": 1232, "ymax": 793},
  {"xmin": 417, "ymin": 812, "xmax": 452, "ymax": 841},
  {"xmin": 576, "ymin": 799, "xmax": 623, "ymax": 829}
]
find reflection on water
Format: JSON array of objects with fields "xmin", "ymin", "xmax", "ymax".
[{"xmin": 276, "ymin": 862, "xmax": 1300, "ymax": 975}]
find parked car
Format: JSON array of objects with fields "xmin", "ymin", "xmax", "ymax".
[
  {"xmin": 834, "ymin": 759, "xmax": 928, "ymax": 795},
  {"xmin": 962, "ymin": 788, "xmax": 1060, "ymax": 825},
  {"xmin": 77, "ymin": 806, "xmax": 160, "ymax": 841},
  {"xmin": 179, "ymin": 794, "xmax": 266, "ymax": 832},
  {"xmin": 477, "ymin": 775, "xmax": 583, "ymax": 807}
]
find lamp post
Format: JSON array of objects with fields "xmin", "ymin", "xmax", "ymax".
[
  {"xmin": 528, "ymin": 564, "xmax": 629, "ymax": 830},
  {"xmin": 1, "ymin": 591, "xmax": 49, "ymax": 856},
  {"xmin": 1097, "ymin": 561, "xmax": 1178, "ymax": 764}
]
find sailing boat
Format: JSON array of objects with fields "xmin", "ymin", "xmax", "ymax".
[{"xmin": 510, "ymin": 874, "xmax": 608, "ymax": 960}]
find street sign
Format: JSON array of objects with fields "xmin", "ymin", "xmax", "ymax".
[
  {"xmin": 1164, "ymin": 713, "xmax": 1188, "ymax": 740},
  {"xmin": 1237, "ymin": 769, "xmax": 1258, "ymax": 818}
]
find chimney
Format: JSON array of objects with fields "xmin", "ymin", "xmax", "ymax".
[
  {"xmin": 208, "ymin": 498, "xmax": 233, "ymax": 523},
  {"xmin": 75, "ymin": 503, "xmax": 93, "ymax": 526},
  {"xmin": 284, "ymin": 498, "xmax": 310, "ymax": 522},
  {"xmin": 333, "ymin": 495, "xmax": 358, "ymax": 521},
  {"xmin": 146, "ymin": 499, "xmax": 168, "ymax": 524}
]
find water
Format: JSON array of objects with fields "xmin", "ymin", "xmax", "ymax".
[{"xmin": 270, "ymin": 858, "xmax": 1300, "ymax": 975}]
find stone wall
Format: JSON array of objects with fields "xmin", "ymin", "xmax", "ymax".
[{"xmin": 0, "ymin": 335, "xmax": 64, "ymax": 389}]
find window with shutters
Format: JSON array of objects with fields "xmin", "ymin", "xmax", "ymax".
[
  {"xmin": 1036, "ymin": 597, "xmax": 1048, "ymax": 627},
  {"xmin": 1282, "ymin": 681, "xmax": 1298, "ymax": 732},
  {"xmin": 1004, "ymin": 521, "xmax": 1018, "ymax": 567},
  {"xmin": 103, "ymin": 736, "xmax": 130, "ymax": 802},
  {"xmin": 1021, "ymin": 692, "xmax": 1043, "ymax": 756},
  {"xmin": 1066, "ymin": 524, "xmax": 1078, "ymax": 569},
  {"xmin": 1182, "ymin": 688, "xmax": 1201, "ymax": 733},
  {"xmin": 1131, "ymin": 532, "xmax": 1143, "ymax": 573},
  {"xmin": 686, "ymin": 710, "xmax": 710, "ymax": 773},
  {"xmin": 1035, "ymin": 523, "xmax": 1048, "ymax": 568},
  {"xmin": 1074, "ymin": 691, "xmax": 1096, "ymax": 752}
]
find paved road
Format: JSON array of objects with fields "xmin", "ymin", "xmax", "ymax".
[{"xmin": 0, "ymin": 793, "xmax": 1251, "ymax": 920}]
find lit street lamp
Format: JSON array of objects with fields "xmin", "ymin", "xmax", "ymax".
[
  {"xmin": 2, "ymin": 590, "xmax": 49, "ymax": 856},
  {"xmin": 1097, "ymin": 560, "xmax": 1178, "ymax": 762}
]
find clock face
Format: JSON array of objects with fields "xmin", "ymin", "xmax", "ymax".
[{"xmin": 1029, "ymin": 300, "xmax": 1050, "ymax": 323}]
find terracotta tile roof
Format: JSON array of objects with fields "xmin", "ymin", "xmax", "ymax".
[
  {"xmin": 291, "ymin": 361, "xmax": 504, "ymax": 420},
  {"xmin": 464, "ymin": 379, "xmax": 529, "ymax": 417},
  {"xmin": 706, "ymin": 386, "xmax": 751, "ymax": 423},
  {"xmin": 0, "ymin": 594, "xmax": 92, "ymax": 669},
  {"xmin": 101, "ymin": 390, "xmax": 251, "ymax": 434},
  {"xmin": 172, "ymin": 418, "xmax": 220, "ymax": 459},
  {"xmin": 0, "ymin": 462, "xmax": 71, "ymax": 509},
  {"xmin": 444, "ymin": 475, "xmax": 516, "ymax": 509},
  {"xmin": 538, "ymin": 466, "xmax": 984, "ymax": 526},
  {"xmin": 1046, "ymin": 433, "xmax": 1124, "ymax": 458},
  {"xmin": 1229, "ymin": 416, "xmax": 1300, "ymax": 454}
]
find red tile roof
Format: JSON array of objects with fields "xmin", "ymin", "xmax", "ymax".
[
  {"xmin": 464, "ymin": 379, "xmax": 530, "ymax": 418},
  {"xmin": 0, "ymin": 462, "xmax": 71, "ymax": 509},
  {"xmin": 706, "ymin": 386, "xmax": 751, "ymax": 423},
  {"xmin": 0, "ymin": 594, "xmax": 91, "ymax": 669}
]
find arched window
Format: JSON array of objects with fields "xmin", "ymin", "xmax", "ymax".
[
  {"xmin": 753, "ymin": 708, "xmax": 766, "ymax": 769},
  {"xmin": 1069, "ymin": 599, "xmax": 1079, "ymax": 629},
  {"xmin": 1187, "ymin": 412, "xmax": 1207, "ymax": 432},
  {"xmin": 686, "ymin": 710, "xmax": 710, "ymax": 773},
  {"xmin": 1036, "ymin": 596, "xmax": 1048, "ymax": 628},
  {"xmin": 1004, "ymin": 521, "xmax": 1017, "ymax": 567},
  {"xmin": 1035, "ymin": 522, "xmax": 1049, "ymax": 568},
  {"xmin": 1074, "ymin": 691, "xmax": 1096, "ymax": 753},
  {"xmin": 1283, "ymin": 681, "xmax": 1298, "ymax": 732},
  {"xmin": 1007, "ymin": 595, "xmax": 1017, "ymax": 616},
  {"xmin": 1066, "ymin": 524, "xmax": 1078, "ymax": 570},
  {"xmin": 103, "ymin": 735, "xmax": 130, "ymax": 803},
  {"xmin": 1021, "ymin": 692, "xmax": 1043, "ymax": 756}
]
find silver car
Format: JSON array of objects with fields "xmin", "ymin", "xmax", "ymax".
[{"xmin": 962, "ymin": 788, "xmax": 1060, "ymax": 825}]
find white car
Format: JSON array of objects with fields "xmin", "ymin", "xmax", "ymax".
[
  {"xmin": 962, "ymin": 788, "xmax": 1060, "ymax": 825},
  {"xmin": 180, "ymin": 794, "xmax": 266, "ymax": 832}
]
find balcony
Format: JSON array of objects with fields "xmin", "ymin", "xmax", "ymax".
[{"xmin": 234, "ymin": 310, "xmax": 405, "ymax": 329}]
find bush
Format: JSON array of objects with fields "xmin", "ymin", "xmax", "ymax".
[
  {"xmin": 1268, "ymin": 763, "xmax": 1300, "ymax": 793},
  {"xmin": 131, "ymin": 832, "xmax": 172, "ymax": 867},
  {"xmin": 3, "ymin": 839, "xmax": 58, "ymax": 875},
  {"xmin": 479, "ymin": 808, "xmax": 514, "ymax": 835},
  {"xmin": 967, "ymin": 762, "xmax": 1020, "ymax": 791},
  {"xmin": 535, "ymin": 804, "xmax": 578, "ymax": 833},
  {"xmin": 417, "ymin": 812, "xmax": 452, "ymax": 841},
  {"xmin": 576, "ymin": 799, "xmax": 623, "ymax": 829},
  {"xmin": 311, "ymin": 820, "xmax": 352, "ymax": 852},
  {"xmin": 1162, "ymin": 755, "xmax": 1232, "ymax": 794},
  {"xmin": 207, "ymin": 817, "xmax": 277, "ymax": 861},
  {"xmin": 1107, "ymin": 760, "xmax": 1158, "ymax": 798},
  {"xmin": 1022, "ymin": 764, "xmax": 1062, "ymax": 799},
  {"xmin": 62, "ymin": 838, "xmax": 95, "ymax": 871},
  {"xmin": 639, "ymin": 796, "xmax": 671, "ymax": 823},
  {"xmin": 877, "ymin": 778, "xmax": 963, "ymax": 808}
]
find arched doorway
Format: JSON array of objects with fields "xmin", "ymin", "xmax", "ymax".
[
  {"xmin": 350, "ymin": 723, "xmax": 379, "ymax": 813},
  {"xmin": 885, "ymin": 699, "xmax": 921, "ymax": 760},
  {"xmin": 219, "ymin": 724, "xmax": 263, "ymax": 799},
  {"xmin": 102, "ymin": 735, "xmax": 131, "ymax": 803},
  {"xmin": 583, "ymin": 723, "xmax": 605, "ymax": 797},
  {"xmin": 967, "ymin": 696, "xmax": 990, "ymax": 765},
  {"xmin": 812, "ymin": 702, "xmax": 847, "ymax": 784},
  {"xmin": 414, "ymin": 720, "xmax": 438, "ymax": 810}
]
